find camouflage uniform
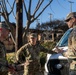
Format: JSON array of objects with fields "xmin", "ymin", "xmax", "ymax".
[
  {"xmin": 0, "ymin": 41, "xmax": 8, "ymax": 75},
  {"xmin": 64, "ymin": 26, "xmax": 76, "ymax": 75},
  {"xmin": 16, "ymin": 43, "xmax": 55, "ymax": 75}
]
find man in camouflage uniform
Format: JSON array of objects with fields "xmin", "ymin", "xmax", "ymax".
[
  {"xmin": 64, "ymin": 12, "xmax": 76, "ymax": 75},
  {"xmin": 16, "ymin": 33, "xmax": 56, "ymax": 75}
]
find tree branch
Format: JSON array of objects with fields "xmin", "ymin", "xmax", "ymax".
[
  {"xmin": 6, "ymin": 0, "xmax": 16, "ymax": 19},
  {"xmin": 33, "ymin": 0, "xmax": 44, "ymax": 17},
  {"xmin": 28, "ymin": 0, "xmax": 32, "ymax": 15},
  {"xmin": 32, "ymin": 0, "xmax": 53, "ymax": 22},
  {"xmin": 23, "ymin": 1, "xmax": 28, "ymax": 19}
]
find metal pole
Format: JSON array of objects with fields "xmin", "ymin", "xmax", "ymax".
[
  {"xmin": 0, "ymin": 1, "xmax": 1, "ymax": 22},
  {"xmin": 68, "ymin": 0, "xmax": 74, "ymax": 12},
  {"xmin": 36, "ymin": 19, "xmax": 40, "ymax": 25},
  {"xmin": 48, "ymin": 13, "xmax": 52, "ymax": 22}
]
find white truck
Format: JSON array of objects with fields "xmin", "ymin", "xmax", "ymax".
[{"xmin": 44, "ymin": 28, "xmax": 73, "ymax": 75}]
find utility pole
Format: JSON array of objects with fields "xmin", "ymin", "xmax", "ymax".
[
  {"xmin": 68, "ymin": 0, "xmax": 74, "ymax": 12},
  {"xmin": 16, "ymin": 0, "xmax": 23, "ymax": 51},
  {"xmin": 36, "ymin": 19, "xmax": 40, "ymax": 30},
  {"xmin": 36, "ymin": 19, "xmax": 40, "ymax": 25},
  {"xmin": 48, "ymin": 13, "xmax": 53, "ymax": 22},
  {"xmin": 0, "ymin": 0, "xmax": 2, "ymax": 22}
]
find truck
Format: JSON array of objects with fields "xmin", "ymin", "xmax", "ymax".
[{"xmin": 44, "ymin": 28, "xmax": 73, "ymax": 75}]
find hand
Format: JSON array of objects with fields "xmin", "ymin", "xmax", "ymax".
[
  {"xmin": 54, "ymin": 46, "xmax": 64, "ymax": 53},
  {"xmin": 72, "ymin": 48, "xmax": 76, "ymax": 55},
  {"xmin": 8, "ymin": 64, "xmax": 16, "ymax": 73},
  {"xmin": 24, "ymin": 59, "xmax": 33, "ymax": 66}
]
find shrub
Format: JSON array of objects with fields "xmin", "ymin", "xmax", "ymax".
[{"xmin": 40, "ymin": 41, "xmax": 57, "ymax": 69}]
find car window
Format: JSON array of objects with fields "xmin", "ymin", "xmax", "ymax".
[{"xmin": 56, "ymin": 28, "xmax": 73, "ymax": 47}]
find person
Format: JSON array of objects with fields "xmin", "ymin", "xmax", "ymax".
[
  {"xmin": 64, "ymin": 12, "xmax": 76, "ymax": 56},
  {"xmin": 63, "ymin": 12, "xmax": 76, "ymax": 75},
  {"xmin": 53, "ymin": 12, "xmax": 74, "ymax": 53},
  {"xmin": 0, "ymin": 22, "xmax": 16, "ymax": 75},
  {"xmin": 0, "ymin": 22, "xmax": 15, "ymax": 52},
  {"xmin": 53, "ymin": 29, "xmax": 73, "ymax": 53},
  {"xmin": 16, "ymin": 33, "xmax": 56, "ymax": 75}
]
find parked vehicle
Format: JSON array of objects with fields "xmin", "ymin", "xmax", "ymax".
[{"xmin": 44, "ymin": 28, "xmax": 73, "ymax": 75}]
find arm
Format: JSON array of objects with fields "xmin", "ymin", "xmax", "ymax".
[
  {"xmin": 53, "ymin": 46, "xmax": 65, "ymax": 53},
  {"xmin": 63, "ymin": 28, "xmax": 76, "ymax": 57},
  {"xmin": 39, "ymin": 44, "xmax": 56, "ymax": 54},
  {"xmin": 16, "ymin": 45, "xmax": 27, "ymax": 63}
]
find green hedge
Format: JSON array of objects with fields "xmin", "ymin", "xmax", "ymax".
[
  {"xmin": 40, "ymin": 41, "xmax": 56, "ymax": 69},
  {"xmin": 41, "ymin": 41, "xmax": 56, "ymax": 50}
]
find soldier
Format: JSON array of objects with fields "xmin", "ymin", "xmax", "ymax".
[
  {"xmin": 16, "ymin": 33, "xmax": 56, "ymax": 75},
  {"xmin": 53, "ymin": 15, "xmax": 74, "ymax": 54},
  {"xmin": 64, "ymin": 12, "xmax": 76, "ymax": 75}
]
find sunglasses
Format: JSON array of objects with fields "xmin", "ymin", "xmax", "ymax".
[{"xmin": 65, "ymin": 18, "xmax": 72, "ymax": 22}]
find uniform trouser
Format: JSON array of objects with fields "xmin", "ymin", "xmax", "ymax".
[
  {"xmin": 8, "ymin": 70, "xmax": 24, "ymax": 75},
  {"xmin": 69, "ymin": 60, "xmax": 76, "ymax": 75},
  {"xmin": 24, "ymin": 62, "xmax": 43, "ymax": 75},
  {"xmin": 24, "ymin": 71, "xmax": 43, "ymax": 75},
  {"xmin": 70, "ymin": 70, "xmax": 76, "ymax": 75},
  {"xmin": 24, "ymin": 69, "xmax": 43, "ymax": 75},
  {"xmin": 0, "ymin": 71, "xmax": 8, "ymax": 75}
]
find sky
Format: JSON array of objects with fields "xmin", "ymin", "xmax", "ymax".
[
  {"xmin": 37, "ymin": 0, "xmax": 76, "ymax": 26},
  {"xmin": 1, "ymin": 0, "xmax": 76, "ymax": 28}
]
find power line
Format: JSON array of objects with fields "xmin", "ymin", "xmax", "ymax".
[
  {"xmin": 49, "ymin": 5, "xmax": 55, "ymax": 14},
  {"xmin": 57, "ymin": 0, "xmax": 69, "ymax": 10}
]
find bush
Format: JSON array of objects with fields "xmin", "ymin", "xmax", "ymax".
[
  {"xmin": 40, "ymin": 41, "xmax": 57, "ymax": 69},
  {"xmin": 41, "ymin": 41, "xmax": 56, "ymax": 50}
]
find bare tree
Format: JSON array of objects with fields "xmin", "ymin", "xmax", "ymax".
[
  {"xmin": 23, "ymin": 0, "xmax": 53, "ymax": 44},
  {"xmin": 0, "ymin": 0, "xmax": 53, "ymax": 49}
]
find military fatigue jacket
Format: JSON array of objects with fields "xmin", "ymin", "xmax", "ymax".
[
  {"xmin": 67, "ymin": 26, "xmax": 76, "ymax": 56},
  {"xmin": 16, "ymin": 43, "xmax": 55, "ymax": 75},
  {"xmin": 63, "ymin": 26, "xmax": 76, "ymax": 75},
  {"xmin": 0, "ymin": 41, "xmax": 8, "ymax": 75}
]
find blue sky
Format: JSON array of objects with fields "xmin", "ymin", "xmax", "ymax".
[
  {"xmin": 38, "ymin": 0, "xmax": 76, "ymax": 24},
  {"xmin": 30, "ymin": 0, "xmax": 76, "ymax": 28},
  {"xmin": 1, "ymin": 0, "xmax": 76, "ymax": 28}
]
